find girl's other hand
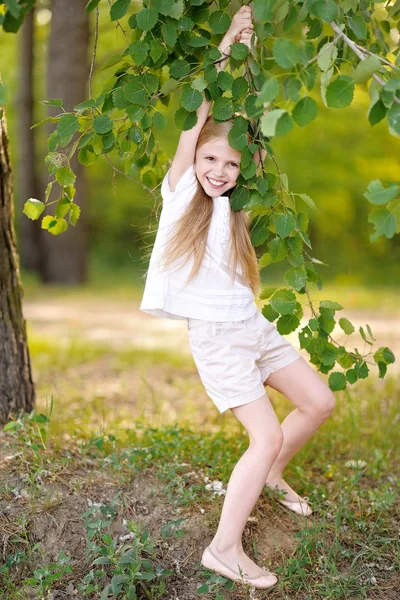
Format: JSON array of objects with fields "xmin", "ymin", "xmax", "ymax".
[
  {"xmin": 225, "ymin": 5, "xmax": 254, "ymax": 44},
  {"xmin": 235, "ymin": 27, "xmax": 258, "ymax": 53}
]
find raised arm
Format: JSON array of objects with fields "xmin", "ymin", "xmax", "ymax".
[{"xmin": 168, "ymin": 5, "xmax": 254, "ymax": 192}]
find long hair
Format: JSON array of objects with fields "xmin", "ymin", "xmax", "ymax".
[{"xmin": 159, "ymin": 115, "xmax": 261, "ymax": 296}]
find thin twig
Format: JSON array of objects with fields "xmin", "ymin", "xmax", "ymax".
[
  {"xmin": 355, "ymin": 43, "xmax": 400, "ymax": 72},
  {"xmin": 88, "ymin": 5, "xmax": 99, "ymax": 100},
  {"xmin": 298, "ymin": 35, "xmax": 339, "ymax": 73}
]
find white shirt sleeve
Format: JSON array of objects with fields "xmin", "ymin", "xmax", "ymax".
[{"xmin": 161, "ymin": 164, "xmax": 196, "ymax": 206}]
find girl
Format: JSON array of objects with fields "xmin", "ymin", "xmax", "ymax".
[{"xmin": 140, "ymin": 5, "xmax": 336, "ymax": 590}]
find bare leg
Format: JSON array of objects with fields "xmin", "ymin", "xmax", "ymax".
[
  {"xmin": 264, "ymin": 357, "xmax": 336, "ymax": 501},
  {"xmin": 208, "ymin": 393, "xmax": 283, "ymax": 578}
]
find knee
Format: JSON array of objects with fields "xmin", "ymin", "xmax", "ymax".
[
  {"xmin": 251, "ymin": 426, "xmax": 284, "ymax": 459},
  {"xmin": 322, "ymin": 388, "xmax": 336, "ymax": 419},
  {"xmin": 304, "ymin": 387, "xmax": 336, "ymax": 422}
]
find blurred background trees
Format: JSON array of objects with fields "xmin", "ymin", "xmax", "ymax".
[{"xmin": 0, "ymin": 0, "xmax": 398, "ymax": 290}]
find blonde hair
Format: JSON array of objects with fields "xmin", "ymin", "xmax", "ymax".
[{"xmin": 157, "ymin": 115, "xmax": 261, "ymax": 296}]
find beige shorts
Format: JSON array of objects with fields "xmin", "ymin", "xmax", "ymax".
[{"xmin": 187, "ymin": 310, "xmax": 301, "ymax": 414}]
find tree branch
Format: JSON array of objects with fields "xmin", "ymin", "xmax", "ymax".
[
  {"xmin": 354, "ymin": 42, "xmax": 400, "ymax": 72},
  {"xmin": 330, "ymin": 21, "xmax": 400, "ymax": 104}
]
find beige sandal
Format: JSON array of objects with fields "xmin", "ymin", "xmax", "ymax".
[
  {"xmin": 277, "ymin": 496, "xmax": 313, "ymax": 517},
  {"xmin": 201, "ymin": 546, "xmax": 278, "ymax": 590}
]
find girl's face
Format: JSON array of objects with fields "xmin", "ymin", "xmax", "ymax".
[{"xmin": 195, "ymin": 138, "xmax": 241, "ymax": 197}]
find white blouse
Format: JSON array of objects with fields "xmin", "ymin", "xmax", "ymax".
[{"xmin": 139, "ymin": 164, "xmax": 258, "ymax": 321}]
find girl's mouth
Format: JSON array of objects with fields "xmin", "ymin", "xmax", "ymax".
[{"xmin": 206, "ymin": 176, "xmax": 227, "ymax": 189}]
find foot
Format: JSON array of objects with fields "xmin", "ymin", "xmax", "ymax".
[
  {"xmin": 266, "ymin": 475, "xmax": 313, "ymax": 517},
  {"xmin": 201, "ymin": 544, "xmax": 277, "ymax": 589}
]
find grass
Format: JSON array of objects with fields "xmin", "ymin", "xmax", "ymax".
[{"xmin": 1, "ymin": 328, "xmax": 399, "ymax": 599}]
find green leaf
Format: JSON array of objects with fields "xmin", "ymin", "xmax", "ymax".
[
  {"xmin": 169, "ymin": 59, "xmax": 190, "ymax": 79},
  {"xmin": 273, "ymin": 38, "xmax": 300, "ymax": 69},
  {"xmin": 160, "ymin": 78, "xmax": 179, "ymax": 95},
  {"xmin": 298, "ymin": 193, "xmax": 317, "ymax": 210},
  {"xmin": 374, "ymin": 346, "xmax": 395, "ymax": 365},
  {"xmin": 174, "ymin": 107, "xmax": 198, "ymax": 131},
  {"xmin": 317, "ymin": 42, "xmax": 338, "ymax": 72},
  {"xmin": 347, "ymin": 14, "xmax": 367, "ymax": 39},
  {"xmin": 78, "ymin": 147, "xmax": 97, "ymax": 166},
  {"xmin": 23, "ymin": 198, "xmax": 45, "ymax": 220},
  {"xmin": 270, "ymin": 289, "xmax": 297, "ymax": 315},
  {"xmin": 277, "ymin": 314, "xmax": 300, "ymax": 334},
  {"xmin": 292, "ymin": 96, "xmax": 318, "ymax": 126},
  {"xmin": 285, "ymin": 77, "xmax": 302, "ymax": 101},
  {"xmin": 250, "ymin": 215, "xmax": 270, "ymax": 246},
  {"xmin": 153, "ymin": 0, "xmax": 175, "ymax": 16},
  {"xmin": 153, "ymin": 111, "xmax": 167, "ymax": 131},
  {"xmin": 56, "ymin": 166, "xmax": 76, "ymax": 187},
  {"xmin": 268, "ymin": 237, "xmax": 288, "ymax": 261},
  {"xmin": 56, "ymin": 114, "xmax": 79, "ymax": 139},
  {"xmin": 256, "ymin": 78, "xmax": 280, "ymax": 104},
  {"xmin": 232, "ymin": 76, "xmax": 249, "ymax": 99},
  {"xmin": 387, "ymin": 104, "xmax": 400, "ymax": 135},
  {"xmin": 253, "ymin": 0, "xmax": 278, "ymax": 22},
  {"xmin": 124, "ymin": 81, "xmax": 147, "ymax": 104},
  {"xmin": 353, "ymin": 56, "xmax": 381, "ymax": 84},
  {"xmin": 55, "ymin": 197, "xmax": 72, "ymax": 218},
  {"xmin": 228, "ymin": 116, "xmax": 249, "ymax": 151},
  {"xmin": 42, "ymin": 215, "xmax": 68, "ymax": 235},
  {"xmin": 93, "ymin": 115, "xmax": 113, "ymax": 135},
  {"xmin": 320, "ymin": 300, "xmax": 343, "ymax": 310},
  {"xmin": 230, "ymin": 186, "xmax": 250, "ymax": 210},
  {"xmin": 339, "ymin": 317, "xmax": 354, "ymax": 335},
  {"xmin": 4, "ymin": 0, "xmax": 21, "ymax": 18},
  {"xmin": 284, "ymin": 267, "xmax": 307, "ymax": 291},
  {"xmin": 259, "ymin": 253, "xmax": 273, "ymax": 269},
  {"xmin": 328, "ymin": 372, "xmax": 346, "ymax": 391},
  {"xmin": 230, "ymin": 42, "xmax": 249, "ymax": 60},
  {"xmin": 40, "ymin": 98, "xmax": 64, "ymax": 108},
  {"xmin": 212, "ymin": 97, "xmax": 234, "ymax": 120},
  {"xmin": 217, "ymin": 71, "xmax": 233, "ymax": 91},
  {"xmin": 186, "ymin": 32, "xmax": 210, "ymax": 48},
  {"xmin": 136, "ymin": 7, "xmax": 158, "ymax": 31},
  {"xmin": 85, "ymin": 0, "xmax": 101, "ymax": 12},
  {"xmin": 274, "ymin": 213, "xmax": 296, "ymax": 238},
  {"xmin": 209, "ymin": 10, "xmax": 230, "ymax": 34},
  {"xmin": 260, "ymin": 286, "xmax": 277, "ymax": 299},
  {"xmin": 180, "ymin": 88, "xmax": 203, "ymax": 112},
  {"xmin": 363, "ymin": 179, "xmax": 398, "ymax": 205},
  {"xmin": 262, "ymin": 303, "xmax": 279, "ymax": 322},
  {"xmin": 326, "ymin": 75, "xmax": 354, "ymax": 109},
  {"xmin": 315, "ymin": 0, "xmax": 338, "ymax": 22},
  {"xmin": 69, "ymin": 203, "xmax": 81, "ymax": 226},
  {"xmin": 260, "ymin": 109, "xmax": 294, "ymax": 137},
  {"xmin": 368, "ymin": 208, "xmax": 397, "ymax": 241},
  {"xmin": 110, "ymin": 0, "xmax": 131, "ymax": 21},
  {"xmin": 161, "ymin": 21, "xmax": 178, "ymax": 48},
  {"xmin": 368, "ymin": 99, "xmax": 387, "ymax": 126}
]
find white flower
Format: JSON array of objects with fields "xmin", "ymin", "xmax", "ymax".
[
  {"xmin": 345, "ymin": 459, "xmax": 367, "ymax": 469},
  {"xmin": 205, "ymin": 479, "xmax": 227, "ymax": 496}
]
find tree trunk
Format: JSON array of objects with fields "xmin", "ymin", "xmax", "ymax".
[
  {"xmin": 39, "ymin": 0, "xmax": 89, "ymax": 284},
  {"xmin": 0, "ymin": 107, "xmax": 35, "ymax": 425},
  {"xmin": 17, "ymin": 7, "xmax": 41, "ymax": 272}
]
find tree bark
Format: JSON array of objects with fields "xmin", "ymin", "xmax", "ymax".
[
  {"xmin": 0, "ymin": 107, "xmax": 35, "ymax": 425},
  {"xmin": 17, "ymin": 7, "xmax": 41, "ymax": 272},
  {"xmin": 39, "ymin": 0, "xmax": 90, "ymax": 284}
]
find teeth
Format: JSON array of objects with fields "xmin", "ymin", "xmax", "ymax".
[{"xmin": 207, "ymin": 177, "xmax": 226, "ymax": 187}]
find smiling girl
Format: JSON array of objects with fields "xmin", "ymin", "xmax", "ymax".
[{"xmin": 140, "ymin": 5, "xmax": 336, "ymax": 591}]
